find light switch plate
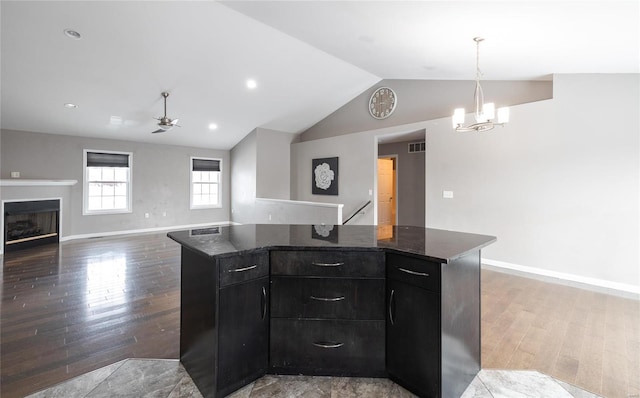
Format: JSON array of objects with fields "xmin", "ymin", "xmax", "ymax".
[{"xmin": 443, "ymin": 190, "xmax": 454, "ymax": 199}]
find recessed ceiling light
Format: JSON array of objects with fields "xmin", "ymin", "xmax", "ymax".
[
  {"xmin": 208, "ymin": 123, "xmax": 218, "ymax": 130},
  {"xmin": 64, "ymin": 103, "xmax": 78, "ymax": 108},
  {"xmin": 246, "ymin": 79, "xmax": 257, "ymax": 90},
  {"xmin": 63, "ymin": 29, "xmax": 82, "ymax": 40}
]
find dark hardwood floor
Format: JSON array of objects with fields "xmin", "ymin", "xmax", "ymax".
[
  {"xmin": 1, "ymin": 232, "xmax": 638, "ymax": 397},
  {"xmin": 1, "ymin": 233, "xmax": 181, "ymax": 398}
]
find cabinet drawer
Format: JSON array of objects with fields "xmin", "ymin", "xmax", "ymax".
[
  {"xmin": 386, "ymin": 252, "xmax": 441, "ymax": 293},
  {"xmin": 219, "ymin": 251, "xmax": 269, "ymax": 287},
  {"xmin": 270, "ymin": 319, "xmax": 385, "ymax": 376},
  {"xmin": 271, "ymin": 277, "xmax": 384, "ymax": 320},
  {"xmin": 271, "ymin": 250, "xmax": 384, "ymax": 278}
]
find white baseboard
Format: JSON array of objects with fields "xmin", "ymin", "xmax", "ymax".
[
  {"xmin": 482, "ymin": 258, "xmax": 640, "ymax": 298},
  {"xmin": 60, "ymin": 221, "xmax": 236, "ymax": 242}
]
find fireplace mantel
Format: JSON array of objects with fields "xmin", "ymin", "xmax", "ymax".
[{"xmin": 0, "ymin": 179, "xmax": 77, "ymax": 187}]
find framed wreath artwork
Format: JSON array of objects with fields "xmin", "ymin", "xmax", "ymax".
[
  {"xmin": 312, "ymin": 157, "xmax": 338, "ymax": 195},
  {"xmin": 311, "ymin": 224, "xmax": 339, "ymax": 243}
]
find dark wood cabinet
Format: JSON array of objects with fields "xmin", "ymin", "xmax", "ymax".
[
  {"xmin": 386, "ymin": 251, "xmax": 481, "ymax": 398},
  {"xmin": 269, "ymin": 250, "xmax": 386, "ymax": 377},
  {"xmin": 218, "ymin": 276, "xmax": 269, "ymax": 396},
  {"xmin": 179, "ymin": 248, "xmax": 269, "ymax": 398},
  {"xmin": 270, "ymin": 250, "xmax": 384, "ymax": 278},
  {"xmin": 173, "ymin": 226, "xmax": 489, "ymax": 398},
  {"xmin": 386, "ymin": 278, "xmax": 441, "ymax": 397},
  {"xmin": 270, "ymin": 318, "xmax": 385, "ymax": 376},
  {"xmin": 270, "ymin": 277, "xmax": 384, "ymax": 320}
]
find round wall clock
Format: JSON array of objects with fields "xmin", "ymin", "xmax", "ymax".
[{"xmin": 369, "ymin": 87, "xmax": 397, "ymax": 119}]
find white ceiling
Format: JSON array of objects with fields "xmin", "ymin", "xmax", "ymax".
[{"xmin": 1, "ymin": 1, "xmax": 638, "ymax": 150}]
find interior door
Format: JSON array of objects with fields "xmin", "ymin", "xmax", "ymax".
[{"xmin": 377, "ymin": 158, "xmax": 395, "ymax": 225}]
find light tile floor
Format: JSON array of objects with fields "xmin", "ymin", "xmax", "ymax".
[{"xmin": 26, "ymin": 359, "xmax": 602, "ymax": 398}]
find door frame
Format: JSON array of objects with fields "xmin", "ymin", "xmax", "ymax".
[{"xmin": 377, "ymin": 154, "xmax": 398, "ymax": 226}]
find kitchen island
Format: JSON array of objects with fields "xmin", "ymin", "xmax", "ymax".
[{"xmin": 168, "ymin": 224, "xmax": 496, "ymax": 398}]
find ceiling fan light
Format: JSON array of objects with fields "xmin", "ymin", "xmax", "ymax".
[{"xmin": 158, "ymin": 124, "xmax": 173, "ymax": 131}]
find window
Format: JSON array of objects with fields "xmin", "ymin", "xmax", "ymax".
[
  {"xmin": 191, "ymin": 157, "xmax": 221, "ymax": 209},
  {"xmin": 83, "ymin": 150, "xmax": 132, "ymax": 215}
]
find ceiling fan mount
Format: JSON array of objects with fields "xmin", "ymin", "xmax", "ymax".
[{"xmin": 152, "ymin": 92, "xmax": 180, "ymax": 133}]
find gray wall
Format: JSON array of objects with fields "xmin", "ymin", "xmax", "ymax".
[
  {"xmin": 0, "ymin": 129, "xmax": 230, "ymax": 236},
  {"xmin": 230, "ymin": 127, "xmax": 297, "ymax": 224},
  {"xmin": 230, "ymin": 129, "xmax": 258, "ymax": 224},
  {"xmin": 291, "ymin": 131, "xmax": 377, "ymax": 225},
  {"xmin": 256, "ymin": 128, "xmax": 297, "ymax": 199},
  {"xmin": 300, "ymin": 79, "xmax": 553, "ymax": 142},
  {"xmin": 424, "ymin": 74, "xmax": 639, "ymax": 291},
  {"xmin": 379, "ymin": 139, "xmax": 425, "ymax": 227},
  {"xmin": 289, "ymin": 74, "xmax": 639, "ymax": 291},
  {"xmin": 254, "ymin": 198, "xmax": 342, "ymax": 225}
]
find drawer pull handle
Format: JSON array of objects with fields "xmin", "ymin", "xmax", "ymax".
[
  {"xmin": 228, "ymin": 265, "xmax": 257, "ymax": 273},
  {"xmin": 261, "ymin": 286, "xmax": 267, "ymax": 320},
  {"xmin": 397, "ymin": 267, "xmax": 430, "ymax": 277},
  {"xmin": 312, "ymin": 341, "xmax": 344, "ymax": 349},
  {"xmin": 389, "ymin": 289, "xmax": 395, "ymax": 326},
  {"xmin": 311, "ymin": 261, "xmax": 344, "ymax": 267},
  {"xmin": 310, "ymin": 295, "xmax": 345, "ymax": 302}
]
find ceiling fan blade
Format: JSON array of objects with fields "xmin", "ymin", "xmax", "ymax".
[
  {"xmin": 171, "ymin": 119, "xmax": 179, "ymax": 126},
  {"xmin": 151, "ymin": 129, "xmax": 165, "ymax": 134}
]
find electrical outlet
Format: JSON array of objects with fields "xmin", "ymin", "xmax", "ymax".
[
  {"xmin": 443, "ymin": 190, "xmax": 454, "ymax": 199},
  {"xmin": 10, "ymin": 171, "xmax": 20, "ymax": 178},
  {"xmin": 162, "ymin": 211, "xmax": 167, "ymax": 217},
  {"xmin": 144, "ymin": 213, "xmax": 150, "ymax": 218}
]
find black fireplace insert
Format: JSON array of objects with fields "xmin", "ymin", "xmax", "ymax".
[{"xmin": 4, "ymin": 199, "xmax": 60, "ymax": 252}]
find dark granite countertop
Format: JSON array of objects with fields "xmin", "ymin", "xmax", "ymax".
[{"xmin": 167, "ymin": 224, "xmax": 496, "ymax": 264}]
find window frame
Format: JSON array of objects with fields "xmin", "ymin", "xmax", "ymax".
[
  {"xmin": 190, "ymin": 156, "xmax": 222, "ymax": 210},
  {"xmin": 83, "ymin": 149, "xmax": 133, "ymax": 216}
]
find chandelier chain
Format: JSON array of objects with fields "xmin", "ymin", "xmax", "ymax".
[{"xmin": 474, "ymin": 38, "xmax": 485, "ymax": 120}]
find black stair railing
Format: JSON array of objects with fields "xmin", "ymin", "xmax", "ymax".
[{"xmin": 342, "ymin": 200, "xmax": 372, "ymax": 225}]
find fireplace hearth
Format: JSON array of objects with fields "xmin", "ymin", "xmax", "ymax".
[{"xmin": 3, "ymin": 199, "xmax": 60, "ymax": 252}]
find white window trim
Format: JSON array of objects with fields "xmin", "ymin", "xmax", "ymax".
[
  {"xmin": 83, "ymin": 149, "xmax": 133, "ymax": 216},
  {"xmin": 190, "ymin": 156, "xmax": 222, "ymax": 210}
]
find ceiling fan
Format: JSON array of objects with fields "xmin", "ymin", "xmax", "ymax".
[{"xmin": 152, "ymin": 92, "xmax": 180, "ymax": 133}]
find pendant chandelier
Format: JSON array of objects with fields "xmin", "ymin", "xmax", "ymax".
[{"xmin": 452, "ymin": 37, "xmax": 509, "ymax": 132}]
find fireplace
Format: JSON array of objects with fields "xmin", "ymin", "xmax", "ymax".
[{"xmin": 3, "ymin": 199, "xmax": 60, "ymax": 252}]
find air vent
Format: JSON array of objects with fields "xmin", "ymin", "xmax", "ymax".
[
  {"xmin": 408, "ymin": 142, "xmax": 425, "ymax": 153},
  {"xmin": 190, "ymin": 226, "xmax": 221, "ymax": 236}
]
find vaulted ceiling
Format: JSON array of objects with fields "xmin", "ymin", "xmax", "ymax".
[{"xmin": 1, "ymin": 1, "xmax": 637, "ymax": 150}]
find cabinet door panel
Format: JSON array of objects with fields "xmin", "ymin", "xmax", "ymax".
[
  {"xmin": 271, "ymin": 277, "xmax": 384, "ymax": 320},
  {"xmin": 218, "ymin": 276, "xmax": 269, "ymax": 395},
  {"xmin": 270, "ymin": 319, "xmax": 385, "ymax": 376},
  {"xmin": 271, "ymin": 250, "xmax": 384, "ymax": 278},
  {"xmin": 387, "ymin": 279, "xmax": 441, "ymax": 397},
  {"xmin": 219, "ymin": 251, "xmax": 269, "ymax": 287},
  {"xmin": 386, "ymin": 252, "xmax": 441, "ymax": 293}
]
